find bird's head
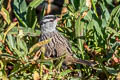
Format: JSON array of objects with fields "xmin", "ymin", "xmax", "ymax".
[{"xmin": 40, "ymin": 15, "xmax": 60, "ymax": 33}]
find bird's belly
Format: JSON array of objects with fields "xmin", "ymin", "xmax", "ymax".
[{"xmin": 39, "ymin": 32, "xmax": 73, "ymax": 59}]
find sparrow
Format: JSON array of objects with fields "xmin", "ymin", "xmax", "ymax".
[{"xmin": 39, "ymin": 15, "xmax": 96, "ymax": 66}]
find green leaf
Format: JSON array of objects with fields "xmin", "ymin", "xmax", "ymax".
[
  {"xmin": 75, "ymin": 17, "xmax": 84, "ymax": 59},
  {"xmin": 70, "ymin": 0, "xmax": 80, "ymax": 11},
  {"xmin": 91, "ymin": 0, "xmax": 98, "ymax": 17},
  {"xmin": 93, "ymin": 20, "xmax": 104, "ymax": 39},
  {"xmin": 99, "ymin": 2, "xmax": 110, "ymax": 21},
  {"xmin": 0, "ymin": 60, "xmax": 4, "ymax": 69},
  {"xmin": 58, "ymin": 69, "xmax": 72, "ymax": 77},
  {"xmin": 26, "ymin": 8, "xmax": 37, "ymax": 28},
  {"xmin": 87, "ymin": 20, "xmax": 94, "ymax": 31},
  {"xmin": 84, "ymin": 10, "xmax": 92, "ymax": 21},
  {"xmin": 111, "ymin": 5, "xmax": 120, "ymax": 17},
  {"xmin": 6, "ymin": 34, "xmax": 16, "ymax": 49},
  {"xmin": 3, "ymin": 22, "xmax": 18, "ymax": 42},
  {"xmin": 8, "ymin": 63, "xmax": 30, "ymax": 77},
  {"xmin": 13, "ymin": 48, "xmax": 21, "ymax": 57},
  {"xmin": 75, "ymin": 17, "xmax": 81, "ymax": 38},
  {"xmin": 106, "ymin": 5, "xmax": 120, "ymax": 27},
  {"xmin": 106, "ymin": 27, "xmax": 119, "ymax": 36},
  {"xmin": 14, "ymin": 11, "xmax": 28, "ymax": 27},
  {"xmin": 101, "ymin": 18, "xmax": 107, "ymax": 28},
  {"xmin": 0, "ymin": 53, "xmax": 18, "ymax": 59},
  {"xmin": 67, "ymin": 4, "xmax": 75, "ymax": 13},
  {"xmin": 13, "ymin": 0, "xmax": 27, "ymax": 22},
  {"xmin": 105, "ymin": 67, "xmax": 117, "ymax": 75},
  {"xmin": 43, "ymin": 73, "xmax": 48, "ymax": 80},
  {"xmin": 28, "ymin": 0, "xmax": 44, "ymax": 8},
  {"xmin": 106, "ymin": 0, "xmax": 114, "ymax": 6},
  {"xmin": 66, "ymin": 19, "xmax": 72, "ymax": 27},
  {"xmin": 32, "ymin": 17, "xmax": 37, "ymax": 29},
  {"xmin": 39, "ymin": 5, "xmax": 46, "ymax": 20},
  {"xmin": 114, "ymin": 16, "xmax": 119, "ymax": 28},
  {"xmin": 0, "ymin": 34, "xmax": 3, "ymax": 42},
  {"xmin": 5, "ymin": 27, "xmax": 40, "ymax": 36},
  {"xmin": 17, "ymin": 38, "xmax": 28, "ymax": 54}
]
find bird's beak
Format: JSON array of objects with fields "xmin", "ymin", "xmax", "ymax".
[
  {"xmin": 56, "ymin": 18, "xmax": 61, "ymax": 21},
  {"xmin": 56, "ymin": 16, "xmax": 61, "ymax": 21}
]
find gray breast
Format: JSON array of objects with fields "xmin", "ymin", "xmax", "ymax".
[{"xmin": 39, "ymin": 31, "xmax": 73, "ymax": 58}]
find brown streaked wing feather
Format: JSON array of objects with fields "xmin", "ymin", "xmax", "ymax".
[{"xmin": 40, "ymin": 31, "xmax": 73, "ymax": 57}]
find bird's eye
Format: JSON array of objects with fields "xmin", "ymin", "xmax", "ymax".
[{"xmin": 49, "ymin": 19, "xmax": 54, "ymax": 22}]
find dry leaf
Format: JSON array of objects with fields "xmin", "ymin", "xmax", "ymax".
[
  {"xmin": 18, "ymin": 30, "xmax": 24, "ymax": 38},
  {"xmin": 82, "ymin": 11, "xmax": 88, "ymax": 18},
  {"xmin": 0, "ymin": 7, "xmax": 11, "ymax": 24},
  {"xmin": 46, "ymin": 0, "xmax": 52, "ymax": 14},
  {"xmin": 29, "ymin": 38, "xmax": 52, "ymax": 54},
  {"xmin": 117, "ymin": 72, "xmax": 120, "ymax": 80},
  {"xmin": 7, "ymin": 0, "xmax": 12, "ymax": 13},
  {"xmin": 86, "ymin": 0, "xmax": 91, "ymax": 9},
  {"xmin": 0, "ymin": 50, "xmax": 2, "ymax": 54},
  {"xmin": 3, "ymin": 22, "xmax": 18, "ymax": 42},
  {"xmin": 33, "ymin": 71, "xmax": 40, "ymax": 80}
]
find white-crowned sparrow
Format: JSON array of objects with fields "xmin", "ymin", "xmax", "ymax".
[{"xmin": 39, "ymin": 15, "xmax": 95, "ymax": 66}]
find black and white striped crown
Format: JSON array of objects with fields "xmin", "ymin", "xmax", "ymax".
[{"xmin": 40, "ymin": 15, "xmax": 57, "ymax": 25}]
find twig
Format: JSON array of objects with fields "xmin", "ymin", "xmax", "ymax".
[
  {"xmin": 46, "ymin": 0, "xmax": 51, "ymax": 14},
  {"xmin": 60, "ymin": 0, "xmax": 69, "ymax": 18},
  {"xmin": 5, "ymin": 45, "xmax": 13, "ymax": 55}
]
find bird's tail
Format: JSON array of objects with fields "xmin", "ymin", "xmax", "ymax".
[{"xmin": 74, "ymin": 58, "xmax": 96, "ymax": 67}]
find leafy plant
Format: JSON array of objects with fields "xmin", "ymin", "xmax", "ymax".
[{"xmin": 0, "ymin": 0, "xmax": 120, "ymax": 80}]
